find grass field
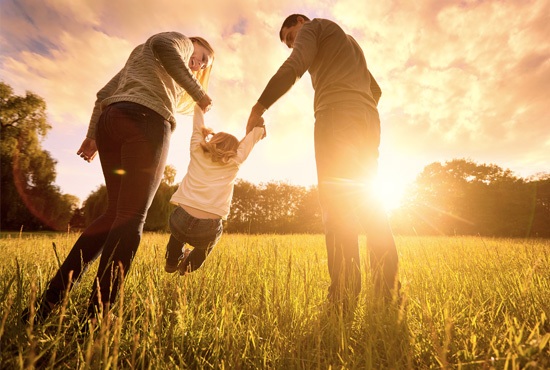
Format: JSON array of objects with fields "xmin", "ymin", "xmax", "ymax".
[{"xmin": 1, "ymin": 232, "xmax": 549, "ymax": 369}]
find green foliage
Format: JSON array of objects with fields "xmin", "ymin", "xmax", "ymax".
[
  {"xmin": 392, "ymin": 159, "xmax": 550, "ymax": 237},
  {"xmin": 80, "ymin": 158, "xmax": 549, "ymax": 237},
  {"xmin": 82, "ymin": 185, "xmax": 108, "ymax": 225},
  {"xmin": 529, "ymin": 173, "xmax": 550, "ymax": 237},
  {"xmin": 79, "ymin": 178, "xmax": 324, "ymax": 234},
  {"xmin": 144, "ymin": 182, "xmax": 177, "ymax": 231},
  {"xmin": 1, "ymin": 233, "xmax": 549, "ymax": 368},
  {"xmin": 143, "ymin": 165, "xmax": 179, "ymax": 231},
  {"xmin": 0, "ymin": 82, "xmax": 78, "ymax": 231},
  {"xmin": 81, "ymin": 166, "xmax": 178, "ymax": 232},
  {"xmin": 162, "ymin": 164, "xmax": 177, "ymax": 186},
  {"xmin": 226, "ymin": 180, "xmax": 323, "ymax": 234}
]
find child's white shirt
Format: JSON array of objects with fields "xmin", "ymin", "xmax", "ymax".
[{"xmin": 170, "ymin": 105, "xmax": 264, "ymax": 219}]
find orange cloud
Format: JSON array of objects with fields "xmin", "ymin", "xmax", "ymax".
[{"xmin": 1, "ymin": 0, "xmax": 548, "ymax": 202}]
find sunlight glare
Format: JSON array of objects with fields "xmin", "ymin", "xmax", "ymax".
[{"xmin": 373, "ymin": 176, "xmax": 406, "ymax": 211}]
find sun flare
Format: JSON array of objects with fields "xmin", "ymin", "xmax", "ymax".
[{"xmin": 373, "ymin": 175, "xmax": 407, "ymax": 211}]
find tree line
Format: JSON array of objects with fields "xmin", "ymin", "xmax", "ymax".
[
  {"xmin": 391, "ymin": 159, "xmax": 550, "ymax": 237},
  {"xmin": 1, "ymin": 82, "xmax": 78, "ymax": 231},
  {"xmin": 2, "ymin": 82, "xmax": 549, "ymax": 237},
  {"xmin": 72, "ymin": 171, "xmax": 325, "ymax": 234},
  {"xmin": 75, "ymin": 160, "xmax": 549, "ymax": 237}
]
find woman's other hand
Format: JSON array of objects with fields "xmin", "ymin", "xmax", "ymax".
[
  {"xmin": 197, "ymin": 94, "xmax": 213, "ymax": 113},
  {"xmin": 77, "ymin": 137, "xmax": 98, "ymax": 162}
]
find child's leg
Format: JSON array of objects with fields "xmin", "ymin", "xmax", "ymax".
[
  {"xmin": 178, "ymin": 220, "xmax": 223, "ymax": 275},
  {"xmin": 180, "ymin": 243, "xmax": 214, "ymax": 273},
  {"xmin": 165, "ymin": 207, "xmax": 189, "ymax": 273},
  {"xmin": 165, "ymin": 234, "xmax": 185, "ymax": 268}
]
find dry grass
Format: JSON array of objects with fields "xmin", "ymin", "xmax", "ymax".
[{"xmin": 1, "ymin": 232, "xmax": 549, "ymax": 369}]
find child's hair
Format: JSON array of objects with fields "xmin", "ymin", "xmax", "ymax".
[
  {"xmin": 177, "ymin": 36, "xmax": 215, "ymax": 115},
  {"xmin": 200, "ymin": 128, "xmax": 240, "ymax": 163}
]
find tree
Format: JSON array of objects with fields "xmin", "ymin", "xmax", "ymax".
[
  {"xmin": 527, "ymin": 172, "xmax": 550, "ymax": 237},
  {"xmin": 82, "ymin": 185, "xmax": 108, "ymax": 225},
  {"xmin": 81, "ymin": 165, "xmax": 178, "ymax": 231},
  {"xmin": 395, "ymin": 158, "xmax": 540, "ymax": 237},
  {"xmin": 293, "ymin": 185, "xmax": 323, "ymax": 233},
  {"xmin": 226, "ymin": 179, "xmax": 261, "ymax": 233},
  {"xmin": 226, "ymin": 180, "xmax": 323, "ymax": 234},
  {"xmin": 256, "ymin": 181, "xmax": 304, "ymax": 233},
  {"xmin": 1, "ymin": 82, "xmax": 78, "ymax": 230},
  {"xmin": 69, "ymin": 207, "xmax": 86, "ymax": 230},
  {"xmin": 144, "ymin": 165, "xmax": 178, "ymax": 231}
]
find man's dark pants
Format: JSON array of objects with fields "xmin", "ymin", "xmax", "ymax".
[{"xmin": 314, "ymin": 106, "xmax": 399, "ymax": 303}]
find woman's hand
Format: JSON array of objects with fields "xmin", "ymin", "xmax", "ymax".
[
  {"xmin": 77, "ymin": 137, "xmax": 98, "ymax": 162},
  {"xmin": 197, "ymin": 93, "xmax": 213, "ymax": 113}
]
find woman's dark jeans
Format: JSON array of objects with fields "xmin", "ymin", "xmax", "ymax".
[
  {"xmin": 165, "ymin": 206, "xmax": 223, "ymax": 272},
  {"xmin": 45, "ymin": 101, "xmax": 171, "ymax": 315},
  {"xmin": 314, "ymin": 106, "xmax": 399, "ymax": 303}
]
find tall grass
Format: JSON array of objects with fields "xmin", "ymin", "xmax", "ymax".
[{"xmin": 1, "ymin": 233, "xmax": 549, "ymax": 369}]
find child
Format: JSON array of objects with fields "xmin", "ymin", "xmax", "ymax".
[{"xmin": 165, "ymin": 104, "xmax": 265, "ymax": 274}]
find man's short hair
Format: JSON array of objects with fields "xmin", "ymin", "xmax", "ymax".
[{"xmin": 279, "ymin": 14, "xmax": 311, "ymax": 41}]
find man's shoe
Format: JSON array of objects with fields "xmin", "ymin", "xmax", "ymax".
[{"xmin": 21, "ymin": 299, "xmax": 56, "ymax": 324}]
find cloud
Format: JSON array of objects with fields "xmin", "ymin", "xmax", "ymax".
[
  {"xmin": 362, "ymin": 0, "xmax": 550, "ymax": 175},
  {"xmin": 1, "ymin": 0, "xmax": 548, "ymax": 202},
  {"xmin": 2, "ymin": 31, "xmax": 132, "ymax": 126}
]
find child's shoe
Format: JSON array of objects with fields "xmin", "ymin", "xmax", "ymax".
[
  {"xmin": 178, "ymin": 248, "xmax": 192, "ymax": 276},
  {"xmin": 165, "ymin": 260, "xmax": 179, "ymax": 273}
]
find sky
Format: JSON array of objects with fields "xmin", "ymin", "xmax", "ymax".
[{"xmin": 1, "ymin": 0, "xmax": 549, "ymax": 210}]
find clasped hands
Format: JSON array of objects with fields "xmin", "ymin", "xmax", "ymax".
[{"xmin": 246, "ymin": 102, "xmax": 267, "ymax": 139}]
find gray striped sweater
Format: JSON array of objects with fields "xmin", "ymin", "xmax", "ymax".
[{"xmin": 87, "ymin": 32, "xmax": 206, "ymax": 139}]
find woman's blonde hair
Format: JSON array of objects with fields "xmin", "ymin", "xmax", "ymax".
[
  {"xmin": 177, "ymin": 36, "xmax": 215, "ymax": 115},
  {"xmin": 200, "ymin": 128, "xmax": 240, "ymax": 164}
]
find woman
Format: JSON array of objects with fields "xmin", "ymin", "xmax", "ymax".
[{"xmin": 27, "ymin": 32, "xmax": 215, "ymax": 323}]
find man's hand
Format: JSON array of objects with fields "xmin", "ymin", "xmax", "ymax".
[
  {"xmin": 77, "ymin": 137, "xmax": 98, "ymax": 163},
  {"xmin": 252, "ymin": 116, "xmax": 267, "ymax": 139},
  {"xmin": 197, "ymin": 93, "xmax": 213, "ymax": 113},
  {"xmin": 246, "ymin": 102, "xmax": 267, "ymax": 134}
]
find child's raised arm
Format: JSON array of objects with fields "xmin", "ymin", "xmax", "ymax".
[
  {"xmin": 190, "ymin": 104, "xmax": 208, "ymax": 149},
  {"xmin": 234, "ymin": 119, "xmax": 265, "ymax": 164}
]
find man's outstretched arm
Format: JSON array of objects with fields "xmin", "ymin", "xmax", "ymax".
[
  {"xmin": 246, "ymin": 22, "xmax": 317, "ymax": 134},
  {"xmin": 246, "ymin": 67, "xmax": 297, "ymax": 134}
]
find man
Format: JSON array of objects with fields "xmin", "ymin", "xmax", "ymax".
[{"xmin": 247, "ymin": 14, "xmax": 399, "ymax": 306}]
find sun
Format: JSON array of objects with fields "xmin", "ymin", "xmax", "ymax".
[
  {"xmin": 372, "ymin": 174, "xmax": 407, "ymax": 211},
  {"xmin": 373, "ymin": 150, "xmax": 420, "ymax": 212}
]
